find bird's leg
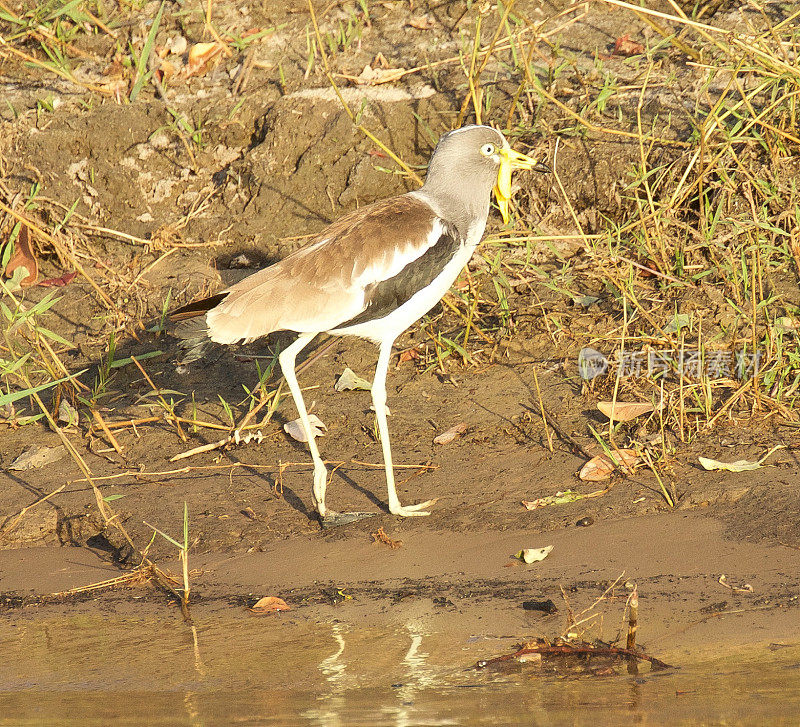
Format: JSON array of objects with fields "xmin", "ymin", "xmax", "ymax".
[
  {"xmin": 373, "ymin": 339, "xmax": 437, "ymax": 517},
  {"xmin": 278, "ymin": 334, "xmax": 334, "ymax": 518}
]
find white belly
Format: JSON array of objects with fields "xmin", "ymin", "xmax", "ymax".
[{"xmin": 331, "ymin": 237, "xmax": 480, "ymax": 344}]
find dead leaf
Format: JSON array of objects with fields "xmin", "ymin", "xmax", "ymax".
[
  {"xmin": 698, "ymin": 445, "xmax": 783, "ymax": 473},
  {"xmin": 398, "ymin": 348, "xmax": 421, "ymax": 363},
  {"xmin": 184, "ymin": 42, "xmax": 225, "ymax": 77},
  {"xmin": 57, "ymin": 399, "xmax": 79, "ymax": 427},
  {"xmin": 514, "ymin": 546, "xmax": 553, "ymax": 564},
  {"xmin": 718, "ymin": 574, "xmax": 754, "ymax": 594},
  {"xmin": 579, "ymin": 449, "xmax": 639, "ymax": 481},
  {"xmin": 433, "ymin": 422, "xmax": 467, "ymax": 445},
  {"xmin": 4, "ymin": 224, "xmax": 38, "ymax": 287},
  {"xmin": 698, "ymin": 456, "xmax": 760, "ymax": 472},
  {"xmin": 158, "ymin": 58, "xmax": 179, "ymax": 82},
  {"xmin": 522, "ymin": 488, "xmax": 609, "ymax": 509},
  {"xmin": 597, "ymin": 401, "xmax": 654, "ymax": 422},
  {"xmin": 39, "ymin": 271, "xmax": 78, "ymax": 287},
  {"xmin": 335, "ymin": 367, "xmax": 372, "ymax": 392},
  {"xmin": 249, "ymin": 596, "xmax": 291, "ymax": 613},
  {"xmin": 408, "ymin": 14, "xmax": 435, "ymax": 30},
  {"xmin": 613, "ymin": 34, "xmax": 645, "ymax": 56},
  {"xmin": 102, "ymin": 53, "xmax": 126, "ymax": 79},
  {"xmin": 284, "ymin": 414, "xmax": 327, "ymax": 442},
  {"xmin": 8, "ymin": 445, "xmax": 66, "ymax": 471}
]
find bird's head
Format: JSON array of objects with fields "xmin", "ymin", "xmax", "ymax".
[{"xmin": 424, "ymin": 125, "xmax": 549, "ymax": 223}]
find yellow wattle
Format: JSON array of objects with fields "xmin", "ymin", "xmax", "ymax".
[
  {"xmin": 494, "ymin": 158, "xmax": 514, "ymax": 224},
  {"xmin": 496, "ymin": 157, "xmax": 513, "ymax": 199}
]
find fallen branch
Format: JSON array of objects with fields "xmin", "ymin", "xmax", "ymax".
[{"xmin": 476, "ymin": 641, "xmax": 674, "ymax": 671}]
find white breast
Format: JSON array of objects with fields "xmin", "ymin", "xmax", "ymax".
[{"xmin": 331, "ymin": 219, "xmax": 486, "ymax": 344}]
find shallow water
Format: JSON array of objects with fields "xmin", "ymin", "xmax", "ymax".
[{"xmin": 1, "ymin": 610, "xmax": 799, "ymax": 726}]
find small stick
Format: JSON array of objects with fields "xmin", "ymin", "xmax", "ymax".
[
  {"xmin": 522, "ymin": 402, "xmax": 592, "ymax": 460},
  {"xmin": 626, "ymin": 585, "xmax": 638, "ymax": 651},
  {"xmin": 130, "ymin": 355, "xmax": 187, "ymax": 442},
  {"xmin": 611, "ymin": 254, "xmax": 689, "ymax": 286},
  {"xmin": 232, "ymin": 384, "xmax": 278, "ymax": 434},
  {"xmin": 22, "ymin": 380, "xmax": 196, "ymax": 619},
  {"xmin": 93, "ymin": 410, "xmax": 124, "ymax": 454},
  {"xmin": 350, "ymin": 459, "xmax": 437, "ymax": 471},
  {"xmin": 170, "ymin": 383, "xmax": 284, "ymax": 462},
  {"xmin": 129, "ymin": 248, "xmax": 177, "ymax": 288},
  {"xmin": 104, "ymin": 416, "xmax": 161, "ymax": 430},
  {"xmin": 83, "ymin": 7, "xmax": 118, "ymax": 38},
  {"xmin": 233, "ymin": 46, "xmax": 256, "ymax": 95},
  {"xmin": 532, "ymin": 368, "xmax": 553, "ymax": 452},
  {"xmin": 0, "ymin": 198, "xmax": 117, "ymax": 309},
  {"xmin": 559, "ymin": 584, "xmax": 577, "ymax": 632},
  {"xmin": 440, "ymin": 296, "xmax": 494, "ymax": 344},
  {"xmin": 563, "ymin": 574, "xmax": 627, "ymax": 637},
  {"xmin": 50, "ymin": 569, "xmax": 149, "ymax": 598},
  {"xmin": 233, "ymin": 337, "xmax": 333, "ymax": 435},
  {"xmin": 456, "ymin": 0, "xmax": 517, "ymax": 127},
  {"xmin": 104, "ymin": 415, "xmax": 267, "ymax": 433},
  {"xmin": 170, "ymin": 437, "xmax": 230, "ymax": 462},
  {"xmin": 1, "ymin": 484, "xmax": 66, "ymax": 539}
]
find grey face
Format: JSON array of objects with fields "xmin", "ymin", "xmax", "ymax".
[
  {"xmin": 424, "ymin": 125, "xmax": 506, "ymax": 193},
  {"xmin": 421, "ymin": 125, "xmax": 508, "ymax": 229}
]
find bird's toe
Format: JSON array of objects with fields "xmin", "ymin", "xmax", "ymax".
[{"xmin": 390, "ymin": 498, "xmax": 438, "ymax": 517}]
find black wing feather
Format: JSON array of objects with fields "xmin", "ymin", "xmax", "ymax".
[{"xmin": 339, "ymin": 224, "xmax": 463, "ymax": 328}]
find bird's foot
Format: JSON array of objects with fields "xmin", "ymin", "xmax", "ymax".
[
  {"xmin": 390, "ymin": 498, "xmax": 438, "ymax": 517},
  {"xmin": 319, "ymin": 510, "xmax": 378, "ymax": 529}
]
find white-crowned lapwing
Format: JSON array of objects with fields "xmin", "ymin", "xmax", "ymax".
[{"xmin": 171, "ymin": 125, "xmax": 547, "ymax": 525}]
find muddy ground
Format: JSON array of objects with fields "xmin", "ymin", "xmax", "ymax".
[{"xmin": 1, "ymin": 0, "xmax": 800, "ymax": 673}]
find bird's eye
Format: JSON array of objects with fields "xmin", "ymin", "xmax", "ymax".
[{"xmin": 480, "ymin": 143, "xmax": 496, "ymax": 156}]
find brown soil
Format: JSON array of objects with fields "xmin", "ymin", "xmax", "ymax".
[{"xmin": 1, "ymin": 0, "xmax": 799, "ymax": 669}]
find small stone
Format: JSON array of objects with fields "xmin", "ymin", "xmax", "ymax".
[
  {"xmin": 229, "ymin": 253, "xmax": 254, "ymax": 269},
  {"xmin": 522, "ymin": 599, "xmax": 558, "ymax": 614},
  {"xmin": 166, "ymin": 35, "xmax": 187, "ymax": 56}
]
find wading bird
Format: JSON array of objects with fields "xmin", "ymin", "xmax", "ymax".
[{"xmin": 171, "ymin": 125, "xmax": 547, "ymax": 525}]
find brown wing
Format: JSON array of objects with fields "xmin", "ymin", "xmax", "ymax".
[{"xmin": 179, "ymin": 195, "xmax": 443, "ymax": 345}]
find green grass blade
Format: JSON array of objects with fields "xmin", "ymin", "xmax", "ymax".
[
  {"xmin": 129, "ymin": 0, "xmax": 164, "ymax": 102},
  {"xmin": 0, "ymin": 368, "xmax": 88, "ymax": 407}
]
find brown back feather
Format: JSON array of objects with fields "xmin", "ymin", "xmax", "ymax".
[{"xmin": 205, "ymin": 195, "xmax": 439, "ymax": 344}]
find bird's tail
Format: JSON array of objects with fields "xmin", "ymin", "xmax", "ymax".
[
  {"xmin": 170, "ymin": 292, "xmax": 227, "ymax": 324},
  {"xmin": 168, "ymin": 292, "xmax": 227, "ymax": 372}
]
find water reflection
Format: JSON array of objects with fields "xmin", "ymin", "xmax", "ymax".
[
  {"xmin": 0, "ymin": 609, "xmax": 798, "ymax": 726},
  {"xmin": 303, "ymin": 622, "xmax": 349, "ymax": 726}
]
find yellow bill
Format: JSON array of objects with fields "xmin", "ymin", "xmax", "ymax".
[{"xmin": 493, "ymin": 147, "xmax": 550, "ymax": 224}]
